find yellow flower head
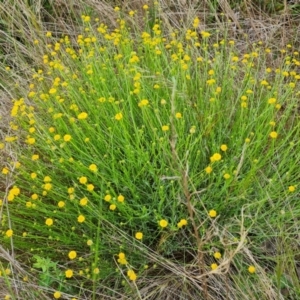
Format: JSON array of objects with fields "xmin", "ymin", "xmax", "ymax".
[
  {"xmin": 177, "ymin": 219, "xmax": 188, "ymax": 228},
  {"xmin": 87, "ymin": 184, "xmax": 94, "ymax": 191},
  {"xmin": 115, "ymin": 113, "xmax": 123, "ymax": 120},
  {"xmin": 210, "ymin": 153, "xmax": 222, "ymax": 162},
  {"xmin": 109, "ymin": 204, "xmax": 116, "ymax": 210},
  {"xmin": 77, "ymin": 215, "xmax": 85, "ymax": 223},
  {"xmin": 80, "ymin": 197, "xmax": 88, "ymax": 206},
  {"xmin": 78, "ymin": 112, "xmax": 88, "ymax": 120},
  {"xmin": 288, "ymin": 185, "xmax": 296, "ymax": 192},
  {"xmin": 53, "ymin": 291, "xmax": 61, "ymax": 299},
  {"xmin": 205, "ymin": 166, "xmax": 213, "ymax": 174},
  {"xmin": 117, "ymin": 252, "xmax": 127, "ymax": 265},
  {"xmin": 89, "ymin": 164, "xmax": 98, "ymax": 172},
  {"xmin": 175, "ymin": 112, "xmax": 182, "ymax": 119},
  {"xmin": 65, "ymin": 269, "xmax": 73, "ymax": 278},
  {"xmin": 127, "ymin": 269, "xmax": 137, "ymax": 281},
  {"xmin": 79, "ymin": 176, "xmax": 87, "ymax": 184},
  {"xmin": 104, "ymin": 194, "xmax": 111, "ymax": 202},
  {"xmin": 6, "ymin": 229, "xmax": 13, "ymax": 238},
  {"xmin": 58, "ymin": 201, "xmax": 65, "ymax": 208},
  {"xmin": 208, "ymin": 210, "xmax": 217, "ymax": 218},
  {"xmin": 117, "ymin": 194, "xmax": 124, "ymax": 202},
  {"xmin": 220, "ymin": 144, "xmax": 228, "ymax": 151},
  {"xmin": 248, "ymin": 265, "xmax": 256, "ymax": 273},
  {"xmin": 135, "ymin": 232, "xmax": 143, "ymax": 240},
  {"xmin": 138, "ymin": 99, "xmax": 149, "ymax": 107},
  {"xmin": 159, "ymin": 219, "xmax": 168, "ymax": 228},
  {"xmin": 68, "ymin": 251, "xmax": 77, "ymax": 259},
  {"xmin": 223, "ymin": 173, "xmax": 231, "ymax": 180},
  {"xmin": 45, "ymin": 218, "xmax": 53, "ymax": 226},
  {"xmin": 63, "ymin": 134, "xmax": 72, "ymax": 142},
  {"xmin": 269, "ymin": 131, "xmax": 278, "ymax": 139}
]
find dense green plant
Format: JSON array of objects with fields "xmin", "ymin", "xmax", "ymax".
[{"xmin": 1, "ymin": 3, "xmax": 300, "ymax": 300}]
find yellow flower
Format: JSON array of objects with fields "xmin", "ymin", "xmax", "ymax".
[
  {"xmin": 248, "ymin": 265, "xmax": 256, "ymax": 273},
  {"xmin": 6, "ymin": 229, "xmax": 13, "ymax": 238},
  {"xmin": 87, "ymin": 239, "xmax": 93, "ymax": 246},
  {"xmin": 49, "ymin": 88, "xmax": 56, "ymax": 94},
  {"xmin": 53, "ymin": 291, "xmax": 61, "ymax": 299},
  {"xmin": 44, "ymin": 183, "xmax": 52, "ymax": 191},
  {"xmin": 210, "ymin": 153, "xmax": 222, "ymax": 162},
  {"xmin": 58, "ymin": 201, "xmax": 65, "ymax": 208},
  {"xmin": 109, "ymin": 204, "xmax": 116, "ymax": 210},
  {"xmin": 44, "ymin": 176, "xmax": 51, "ymax": 182},
  {"xmin": 32, "ymin": 154, "xmax": 39, "ymax": 161},
  {"xmin": 77, "ymin": 215, "xmax": 85, "ymax": 223},
  {"xmin": 135, "ymin": 232, "xmax": 143, "ymax": 240},
  {"xmin": 269, "ymin": 131, "xmax": 278, "ymax": 139},
  {"xmin": 87, "ymin": 184, "xmax": 94, "ymax": 191},
  {"xmin": 46, "ymin": 31, "xmax": 52, "ymax": 37},
  {"xmin": 288, "ymin": 185, "xmax": 296, "ymax": 192},
  {"xmin": 205, "ymin": 166, "xmax": 213, "ymax": 174},
  {"xmin": 79, "ymin": 176, "xmax": 87, "ymax": 184},
  {"xmin": 64, "ymin": 134, "xmax": 72, "ymax": 142},
  {"xmin": 68, "ymin": 251, "xmax": 77, "ymax": 259},
  {"xmin": 208, "ymin": 210, "xmax": 217, "ymax": 218},
  {"xmin": 89, "ymin": 164, "xmax": 97, "ymax": 172},
  {"xmin": 189, "ymin": 126, "xmax": 196, "ymax": 134},
  {"xmin": 201, "ymin": 31, "xmax": 210, "ymax": 38},
  {"xmin": 214, "ymin": 252, "xmax": 222, "ymax": 259},
  {"xmin": 78, "ymin": 112, "xmax": 88, "ymax": 120},
  {"xmin": 127, "ymin": 269, "xmax": 137, "ymax": 281},
  {"xmin": 177, "ymin": 219, "xmax": 188, "ymax": 228},
  {"xmin": 216, "ymin": 86, "xmax": 222, "ymax": 93},
  {"xmin": 31, "ymin": 194, "xmax": 38, "ymax": 200},
  {"xmin": 65, "ymin": 269, "xmax": 73, "ymax": 278},
  {"xmin": 261, "ymin": 80, "xmax": 268, "ymax": 86},
  {"xmin": 220, "ymin": 144, "xmax": 228, "ymax": 151},
  {"xmin": 2, "ymin": 167, "xmax": 9, "ymax": 175},
  {"xmin": 159, "ymin": 219, "xmax": 168, "ymax": 228},
  {"xmin": 104, "ymin": 194, "xmax": 111, "ymax": 201},
  {"xmin": 80, "ymin": 197, "xmax": 88, "ymax": 206},
  {"xmin": 138, "ymin": 99, "xmax": 149, "ymax": 107},
  {"xmin": 268, "ymin": 98, "xmax": 276, "ymax": 104},
  {"xmin": 193, "ymin": 17, "xmax": 200, "ymax": 28},
  {"xmin": 117, "ymin": 194, "xmax": 124, "ymax": 202},
  {"xmin": 211, "ymin": 263, "xmax": 218, "ymax": 270},
  {"xmin": 10, "ymin": 186, "xmax": 20, "ymax": 196},
  {"xmin": 115, "ymin": 113, "xmax": 123, "ymax": 120},
  {"xmin": 175, "ymin": 112, "xmax": 182, "ymax": 119},
  {"xmin": 68, "ymin": 187, "xmax": 75, "ymax": 194},
  {"xmin": 223, "ymin": 173, "xmax": 231, "ymax": 179},
  {"xmin": 45, "ymin": 218, "xmax": 53, "ymax": 226},
  {"xmin": 162, "ymin": 125, "xmax": 169, "ymax": 131},
  {"xmin": 26, "ymin": 137, "xmax": 35, "ymax": 145},
  {"xmin": 117, "ymin": 252, "xmax": 128, "ymax": 265}
]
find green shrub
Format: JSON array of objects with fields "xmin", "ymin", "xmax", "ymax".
[{"xmin": 1, "ymin": 5, "xmax": 300, "ymax": 299}]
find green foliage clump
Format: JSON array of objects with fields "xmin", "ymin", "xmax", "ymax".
[{"xmin": 1, "ymin": 5, "xmax": 300, "ymax": 299}]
